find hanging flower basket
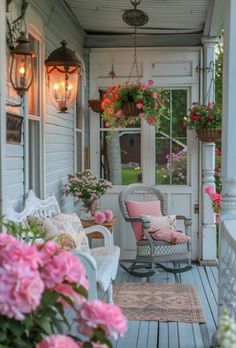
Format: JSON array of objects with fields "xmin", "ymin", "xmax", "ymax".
[
  {"xmin": 88, "ymin": 99, "xmax": 103, "ymax": 113},
  {"xmin": 101, "ymin": 81, "xmax": 166, "ymax": 128},
  {"xmin": 196, "ymin": 128, "xmax": 221, "ymax": 142}
]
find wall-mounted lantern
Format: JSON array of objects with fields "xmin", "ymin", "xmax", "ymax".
[
  {"xmin": 9, "ymin": 31, "xmax": 34, "ymax": 97},
  {"xmin": 45, "ymin": 40, "xmax": 81, "ymax": 113}
]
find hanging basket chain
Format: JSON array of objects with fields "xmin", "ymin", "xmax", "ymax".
[{"xmin": 128, "ymin": 26, "xmax": 140, "ymax": 83}]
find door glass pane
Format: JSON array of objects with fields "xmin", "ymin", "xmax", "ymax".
[
  {"xmin": 156, "ymin": 89, "xmax": 187, "ymax": 185},
  {"xmin": 100, "ymin": 129, "xmax": 141, "ymax": 185}
]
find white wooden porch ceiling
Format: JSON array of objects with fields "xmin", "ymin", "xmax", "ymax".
[{"xmin": 64, "ymin": 0, "xmax": 224, "ymax": 47}]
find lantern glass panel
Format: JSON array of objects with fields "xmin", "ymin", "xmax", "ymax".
[
  {"xmin": 10, "ymin": 53, "xmax": 33, "ymax": 93},
  {"xmin": 48, "ymin": 67, "xmax": 78, "ymax": 112}
]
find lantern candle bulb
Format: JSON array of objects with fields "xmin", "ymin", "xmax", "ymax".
[
  {"xmin": 53, "ymin": 83, "xmax": 59, "ymax": 100},
  {"xmin": 19, "ymin": 66, "xmax": 26, "ymax": 87}
]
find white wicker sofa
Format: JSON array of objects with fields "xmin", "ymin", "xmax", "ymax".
[{"xmin": 5, "ymin": 190, "xmax": 120, "ymax": 304}]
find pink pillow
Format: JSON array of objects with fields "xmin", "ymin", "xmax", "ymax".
[
  {"xmin": 151, "ymin": 228, "xmax": 190, "ymax": 244},
  {"xmin": 125, "ymin": 200, "xmax": 162, "ymax": 241}
]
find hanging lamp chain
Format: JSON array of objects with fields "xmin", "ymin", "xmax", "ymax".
[{"xmin": 128, "ymin": 25, "xmax": 140, "ymax": 83}]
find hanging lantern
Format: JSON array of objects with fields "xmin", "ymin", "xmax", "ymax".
[
  {"xmin": 45, "ymin": 40, "xmax": 81, "ymax": 113},
  {"xmin": 9, "ymin": 32, "xmax": 34, "ymax": 97}
]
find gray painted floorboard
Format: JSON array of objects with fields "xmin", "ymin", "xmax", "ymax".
[{"xmin": 114, "ymin": 264, "xmax": 218, "ymax": 348}]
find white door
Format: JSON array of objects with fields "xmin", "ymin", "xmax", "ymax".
[{"xmin": 90, "ymin": 48, "xmax": 200, "ymax": 260}]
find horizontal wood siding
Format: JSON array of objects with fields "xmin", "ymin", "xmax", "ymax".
[{"xmin": 5, "ymin": 0, "xmax": 86, "ymax": 212}]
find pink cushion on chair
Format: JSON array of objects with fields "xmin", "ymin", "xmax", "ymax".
[
  {"xmin": 151, "ymin": 228, "xmax": 190, "ymax": 244},
  {"xmin": 142, "ymin": 214, "xmax": 190, "ymax": 244},
  {"xmin": 125, "ymin": 200, "xmax": 162, "ymax": 241}
]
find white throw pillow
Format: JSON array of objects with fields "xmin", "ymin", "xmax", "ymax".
[
  {"xmin": 141, "ymin": 215, "xmax": 176, "ymax": 232},
  {"xmin": 27, "ymin": 213, "xmax": 90, "ymax": 253}
]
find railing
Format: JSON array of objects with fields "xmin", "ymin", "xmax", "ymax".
[{"xmin": 219, "ymin": 219, "xmax": 236, "ymax": 320}]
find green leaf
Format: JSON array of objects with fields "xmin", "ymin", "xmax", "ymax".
[
  {"xmin": 41, "ymin": 290, "xmax": 59, "ymax": 307},
  {"xmin": 55, "ymin": 303, "xmax": 71, "ymax": 330},
  {"xmin": 83, "ymin": 342, "xmax": 92, "ymax": 348},
  {"xmin": 33, "ymin": 316, "xmax": 53, "ymax": 335}
]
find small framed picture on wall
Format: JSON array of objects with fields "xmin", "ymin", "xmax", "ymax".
[{"xmin": 6, "ymin": 113, "xmax": 23, "ymax": 144}]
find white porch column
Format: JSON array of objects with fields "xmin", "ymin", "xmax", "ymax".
[
  {"xmin": 201, "ymin": 37, "xmax": 219, "ymax": 262},
  {"xmin": 221, "ymin": 0, "xmax": 236, "ymax": 218},
  {"xmin": 0, "ymin": 0, "xmax": 6, "ymax": 217}
]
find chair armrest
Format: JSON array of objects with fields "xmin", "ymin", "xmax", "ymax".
[
  {"xmin": 176, "ymin": 215, "xmax": 192, "ymax": 237},
  {"xmin": 125, "ymin": 216, "xmax": 154, "ymax": 244},
  {"xmin": 84, "ymin": 225, "xmax": 113, "ymax": 246},
  {"xmin": 72, "ymin": 250, "xmax": 97, "ymax": 300}
]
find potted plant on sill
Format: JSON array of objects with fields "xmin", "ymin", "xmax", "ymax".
[
  {"xmin": 101, "ymin": 80, "xmax": 166, "ymax": 128},
  {"xmin": 187, "ymin": 102, "xmax": 222, "ymax": 142}
]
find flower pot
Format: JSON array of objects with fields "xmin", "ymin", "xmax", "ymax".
[
  {"xmin": 123, "ymin": 101, "xmax": 139, "ymax": 117},
  {"xmin": 196, "ymin": 128, "xmax": 221, "ymax": 142},
  {"xmin": 78, "ymin": 198, "xmax": 100, "ymax": 220},
  {"xmin": 88, "ymin": 99, "xmax": 103, "ymax": 113}
]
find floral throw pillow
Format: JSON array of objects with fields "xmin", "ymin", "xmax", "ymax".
[
  {"xmin": 27, "ymin": 213, "xmax": 90, "ymax": 253},
  {"xmin": 141, "ymin": 214, "xmax": 190, "ymax": 244}
]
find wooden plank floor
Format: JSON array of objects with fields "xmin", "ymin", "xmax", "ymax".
[{"xmin": 112, "ymin": 264, "xmax": 218, "ymax": 348}]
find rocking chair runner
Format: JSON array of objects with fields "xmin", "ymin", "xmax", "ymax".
[{"xmin": 119, "ymin": 184, "xmax": 192, "ymax": 277}]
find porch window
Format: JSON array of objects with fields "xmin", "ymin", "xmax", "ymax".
[
  {"xmin": 27, "ymin": 33, "xmax": 42, "ymax": 196},
  {"xmin": 156, "ymin": 89, "xmax": 188, "ymax": 185},
  {"xmin": 75, "ymin": 95, "xmax": 83, "ymax": 171},
  {"xmin": 98, "ymin": 88, "xmax": 188, "ymax": 186}
]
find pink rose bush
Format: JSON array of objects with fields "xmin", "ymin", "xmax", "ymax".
[
  {"xmin": 205, "ymin": 185, "xmax": 222, "ymax": 223},
  {"xmin": 101, "ymin": 81, "xmax": 166, "ymax": 128},
  {"xmin": 0, "ymin": 231, "xmax": 127, "ymax": 348}
]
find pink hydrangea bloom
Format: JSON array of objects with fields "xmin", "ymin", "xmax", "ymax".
[
  {"xmin": 36, "ymin": 334, "xmax": 81, "ymax": 348},
  {"xmin": 40, "ymin": 249, "xmax": 88, "ymax": 290},
  {"xmin": 77, "ymin": 300, "xmax": 128, "ymax": 338},
  {"xmin": 0, "ymin": 233, "xmax": 42, "ymax": 271},
  {"xmin": 54, "ymin": 283, "xmax": 86, "ymax": 306},
  {"xmin": 103, "ymin": 209, "xmax": 113, "ymax": 222},
  {"xmin": 94, "ymin": 212, "xmax": 106, "ymax": 224},
  {"xmin": 0, "ymin": 262, "xmax": 44, "ymax": 320}
]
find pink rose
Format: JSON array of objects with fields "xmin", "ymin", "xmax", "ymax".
[
  {"xmin": 154, "ymin": 103, "xmax": 159, "ymax": 110},
  {"xmin": 94, "ymin": 211, "xmax": 106, "ymax": 224},
  {"xmin": 148, "ymin": 79, "xmax": 154, "ymax": 86},
  {"xmin": 36, "ymin": 334, "xmax": 81, "ymax": 348},
  {"xmin": 191, "ymin": 114, "xmax": 200, "ymax": 120},
  {"xmin": 103, "ymin": 209, "xmax": 113, "ymax": 222},
  {"xmin": 77, "ymin": 300, "xmax": 128, "ymax": 338}
]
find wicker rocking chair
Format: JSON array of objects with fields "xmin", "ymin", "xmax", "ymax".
[{"xmin": 119, "ymin": 184, "xmax": 192, "ymax": 277}]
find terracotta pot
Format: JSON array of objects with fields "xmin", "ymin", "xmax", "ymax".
[
  {"xmin": 88, "ymin": 99, "xmax": 103, "ymax": 113},
  {"xmin": 123, "ymin": 101, "xmax": 140, "ymax": 117},
  {"xmin": 196, "ymin": 128, "xmax": 221, "ymax": 142}
]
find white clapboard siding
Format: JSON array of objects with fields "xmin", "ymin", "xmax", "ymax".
[{"xmin": 5, "ymin": 0, "xmax": 86, "ymax": 212}]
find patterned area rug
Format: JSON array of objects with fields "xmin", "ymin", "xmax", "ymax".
[{"xmin": 113, "ymin": 283, "xmax": 205, "ymax": 323}]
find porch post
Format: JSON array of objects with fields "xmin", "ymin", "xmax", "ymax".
[
  {"xmin": 0, "ymin": 0, "xmax": 6, "ymax": 217},
  {"xmin": 201, "ymin": 37, "xmax": 219, "ymax": 262},
  {"xmin": 221, "ymin": 0, "xmax": 236, "ymax": 218}
]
